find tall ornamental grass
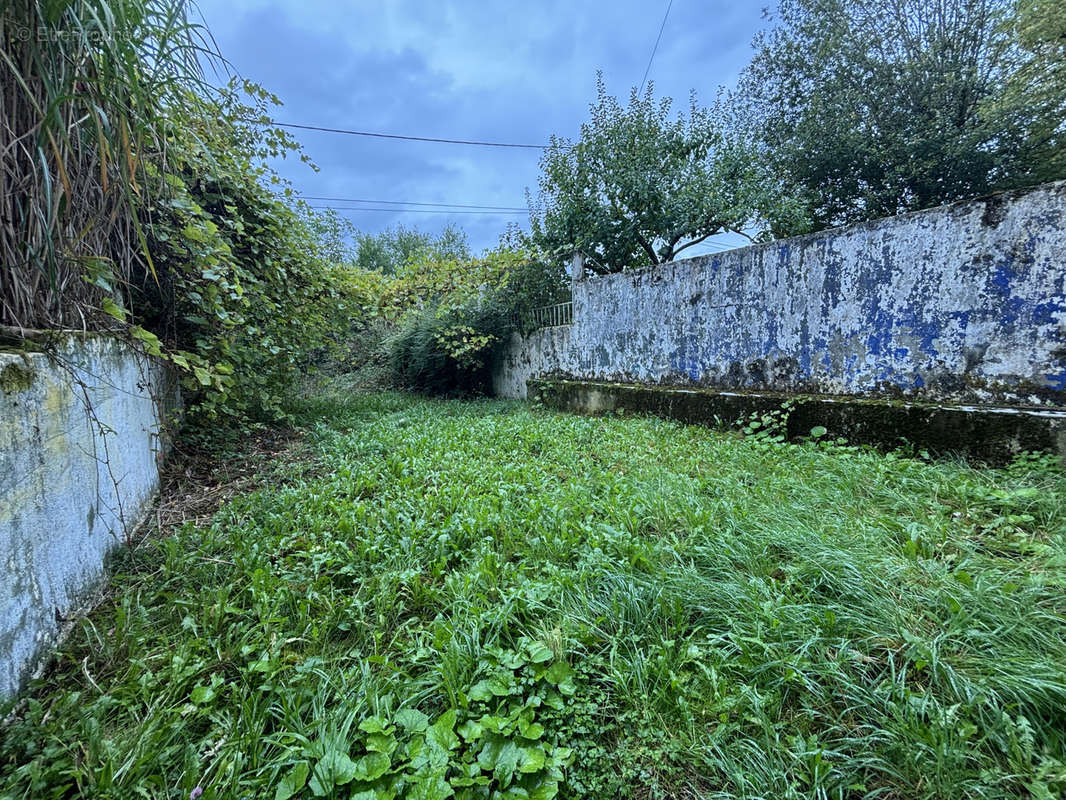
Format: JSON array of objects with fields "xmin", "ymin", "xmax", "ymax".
[{"xmin": 0, "ymin": 0, "xmax": 214, "ymax": 329}]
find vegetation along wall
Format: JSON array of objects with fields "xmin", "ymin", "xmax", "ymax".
[
  {"xmin": 0, "ymin": 333, "xmax": 178, "ymax": 698},
  {"xmin": 494, "ymin": 182, "xmax": 1066, "ymax": 408}
]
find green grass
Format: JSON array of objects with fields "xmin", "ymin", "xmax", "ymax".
[{"xmin": 3, "ymin": 390, "xmax": 1066, "ymax": 800}]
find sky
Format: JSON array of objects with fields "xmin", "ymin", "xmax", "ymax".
[{"xmin": 193, "ymin": 0, "xmax": 770, "ymax": 255}]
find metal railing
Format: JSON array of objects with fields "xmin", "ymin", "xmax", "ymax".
[{"xmin": 530, "ymin": 301, "xmax": 573, "ymax": 328}]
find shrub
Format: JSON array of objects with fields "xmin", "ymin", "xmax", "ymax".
[
  {"xmin": 115, "ymin": 83, "xmax": 365, "ymax": 422},
  {"xmin": 385, "ymin": 248, "xmax": 567, "ymax": 395},
  {"xmin": 386, "ymin": 301, "xmax": 510, "ymax": 395}
]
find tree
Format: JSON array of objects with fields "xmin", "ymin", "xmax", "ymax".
[
  {"xmin": 737, "ymin": 0, "xmax": 1065, "ymax": 234},
  {"xmin": 996, "ymin": 0, "xmax": 1066, "ymax": 183},
  {"xmin": 308, "ymin": 209, "xmax": 358, "ymax": 266},
  {"xmin": 355, "ymin": 223, "xmax": 470, "ymax": 274},
  {"xmin": 529, "ymin": 76, "xmax": 803, "ymax": 274}
]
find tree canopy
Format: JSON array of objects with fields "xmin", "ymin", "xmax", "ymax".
[
  {"xmin": 998, "ymin": 0, "xmax": 1066, "ymax": 183},
  {"xmin": 737, "ymin": 0, "xmax": 1066, "ymax": 233},
  {"xmin": 529, "ymin": 77, "xmax": 805, "ymax": 274},
  {"xmin": 355, "ymin": 223, "xmax": 471, "ymax": 275}
]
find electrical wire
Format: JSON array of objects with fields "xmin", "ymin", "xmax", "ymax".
[
  {"xmin": 247, "ymin": 118, "xmax": 552, "ymax": 149},
  {"xmin": 638, "ymin": 0, "xmax": 674, "ymax": 96},
  {"xmin": 309, "ymin": 205, "xmax": 526, "ymax": 216},
  {"xmin": 300, "ymin": 195, "xmax": 527, "ymax": 211}
]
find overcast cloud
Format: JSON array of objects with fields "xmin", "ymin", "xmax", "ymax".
[{"xmin": 193, "ymin": 0, "xmax": 768, "ymax": 253}]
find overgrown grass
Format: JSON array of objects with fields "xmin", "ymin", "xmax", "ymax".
[{"xmin": 2, "ymin": 391, "xmax": 1065, "ymax": 799}]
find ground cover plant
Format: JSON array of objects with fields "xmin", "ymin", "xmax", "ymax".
[{"xmin": 1, "ymin": 390, "xmax": 1064, "ymax": 799}]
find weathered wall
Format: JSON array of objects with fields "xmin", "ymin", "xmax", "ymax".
[
  {"xmin": 0, "ymin": 333, "xmax": 178, "ymax": 698},
  {"xmin": 494, "ymin": 183, "xmax": 1066, "ymax": 405},
  {"xmin": 529, "ymin": 379, "xmax": 1066, "ymax": 464}
]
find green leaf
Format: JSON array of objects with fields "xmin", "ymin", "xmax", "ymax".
[
  {"xmin": 518, "ymin": 745, "xmax": 546, "ymax": 774},
  {"xmin": 518, "ymin": 720, "xmax": 544, "ymax": 740},
  {"xmin": 426, "ymin": 709, "xmax": 459, "ymax": 754},
  {"xmin": 543, "ymin": 662, "xmax": 576, "ymax": 694},
  {"xmin": 487, "ymin": 675, "xmax": 513, "ymax": 696},
  {"xmin": 543, "ymin": 662, "xmax": 571, "ymax": 684},
  {"xmin": 354, "ymin": 752, "xmax": 391, "ymax": 781},
  {"xmin": 492, "ymin": 741, "xmax": 522, "ymax": 787},
  {"xmin": 129, "ymin": 325, "xmax": 163, "ymax": 356},
  {"xmin": 478, "ymin": 715, "xmax": 512, "ymax": 734},
  {"xmin": 407, "ymin": 773, "xmax": 454, "ymax": 800},
  {"xmin": 274, "ymin": 762, "xmax": 309, "ymax": 800},
  {"xmin": 528, "ymin": 780, "xmax": 560, "ymax": 800},
  {"xmin": 395, "ymin": 708, "xmax": 430, "ymax": 732},
  {"xmin": 366, "ymin": 731, "xmax": 397, "ymax": 755},
  {"xmin": 101, "ymin": 296, "xmax": 127, "ymax": 322},
  {"xmin": 190, "ymin": 685, "xmax": 215, "ymax": 705},
  {"xmin": 525, "ymin": 643, "xmax": 554, "ymax": 664},
  {"xmin": 192, "ymin": 365, "xmax": 213, "ymax": 387},
  {"xmin": 457, "ymin": 719, "xmax": 483, "ymax": 742},
  {"xmin": 309, "ymin": 749, "xmax": 359, "ymax": 795}
]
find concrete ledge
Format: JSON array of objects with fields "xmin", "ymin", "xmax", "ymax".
[{"xmin": 529, "ymin": 379, "xmax": 1066, "ymax": 465}]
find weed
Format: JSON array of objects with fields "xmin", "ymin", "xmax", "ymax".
[{"xmin": 1, "ymin": 391, "xmax": 1064, "ymax": 799}]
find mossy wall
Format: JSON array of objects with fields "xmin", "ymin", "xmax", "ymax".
[
  {"xmin": 0, "ymin": 333, "xmax": 180, "ymax": 698},
  {"xmin": 530, "ymin": 379, "xmax": 1066, "ymax": 465}
]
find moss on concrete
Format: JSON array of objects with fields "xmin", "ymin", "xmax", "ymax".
[
  {"xmin": 530, "ymin": 379, "xmax": 1066, "ymax": 466},
  {"xmin": 0, "ymin": 362, "xmax": 36, "ymax": 394}
]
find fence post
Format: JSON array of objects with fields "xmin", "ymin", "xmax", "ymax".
[{"xmin": 570, "ymin": 251, "xmax": 585, "ymax": 287}]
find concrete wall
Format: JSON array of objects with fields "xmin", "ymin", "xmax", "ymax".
[
  {"xmin": 0, "ymin": 333, "xmax": 178, "ymax": 698},
  {"xmin": 494, "ymin": 183, "xmax": 1066, "ymax": 405}
]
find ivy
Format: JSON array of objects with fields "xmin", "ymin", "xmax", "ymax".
[{"xmin": 132, "ymin": 81, "xmax": 371, "ymax": 422}]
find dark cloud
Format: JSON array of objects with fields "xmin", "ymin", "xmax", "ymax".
[{"xmin": 195, "ymin": 0, "xmax": 766, "ymax": 252}]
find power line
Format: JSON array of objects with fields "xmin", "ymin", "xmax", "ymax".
[
  {"xmin": 250, "ymin": 118, "xmax": 552, "ymax": 149},
  {"xmin": 687, "ymin": 238, "xmax": 745, "ymax": 254},
  {"xmin": 309, "ymin": 205, "xmax": 526, "ymax": 216},
  {"xmin": 301, "ymin": 195, "xmax": 527, "ymax": 211},
  {"xmin": 638, "ymin": 0, "xmax": 674, "ymax": 96}
]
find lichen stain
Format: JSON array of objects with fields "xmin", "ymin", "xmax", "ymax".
[{"xmin": 0, "ymin": 362, "xmax": 35, "ymax": 394}]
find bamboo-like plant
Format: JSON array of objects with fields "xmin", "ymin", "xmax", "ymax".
[{"xmin": 0, "ymin": 0, "xmax": 217, "ymax": 329}]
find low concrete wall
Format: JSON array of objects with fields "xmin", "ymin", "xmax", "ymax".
[
  {"xmin": 495, "ymin": 183, "xmax": 1066, "ymax": 406},
  {"xmin": 0, "ymin": 333, "xmax": 178, "ymax": 698},
  {"xmin": 530, "ymin": 379, "xmax": 1066, "ymax": 464}
]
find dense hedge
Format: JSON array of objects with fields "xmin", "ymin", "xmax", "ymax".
[{"xmin": 383, "ymin": 249, "xmax": 568, "ymax": 395}]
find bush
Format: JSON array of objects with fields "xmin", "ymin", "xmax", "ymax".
[
  {"xmin": 386, "ymin": 301, "xmax": 511, "ymax": 395},
  {"xmin": 126, "ymin": 83, "xmax": 368, "ymax": 422},
  {"xmin": 384, "ymin": 248, "xmax": 568, "ymax": 395}
]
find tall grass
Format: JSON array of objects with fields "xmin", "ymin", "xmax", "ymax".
[
  {"xmin": 1, "ymin": 391, "xmax": 1063, "ymax": 798},
  {"xmin": 0, "ymin": 0, "xmax": 216, "ymax": 329}
]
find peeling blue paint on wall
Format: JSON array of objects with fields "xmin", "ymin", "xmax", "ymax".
[{"xmin": 495, "ymin": 183, "xmax": 1066, "ymax": 406}]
